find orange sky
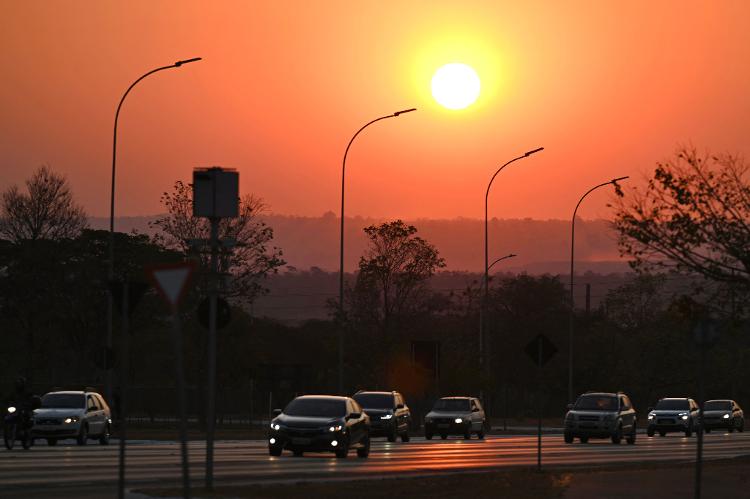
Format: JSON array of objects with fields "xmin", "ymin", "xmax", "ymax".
[{"xmin": 2, "ymin": 1, "xmax": 749, "ymax": 221}]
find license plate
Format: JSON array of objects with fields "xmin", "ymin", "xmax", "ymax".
[
  {"xmin": 291, "ymin": 437, "xmax": 311, "ymax": 445},
  {"xmin": 437, "ymin": 424, "xmax": 449, "ymax": 428}
]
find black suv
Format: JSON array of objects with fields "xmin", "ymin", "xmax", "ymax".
[
  {"xmin": 268, "ymin": 395, "xmax": 370, "ymax": 458},
  {"xmin": 353, "ymin": 391, "xmax": 411, "ymax": 442},
  {"xmin": 564, "ymin": 392, "xmax": 637, "ymax": 444}
]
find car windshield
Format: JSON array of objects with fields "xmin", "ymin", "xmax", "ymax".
[
  {"xmin": 704, "ymin": 401, "xmax": 732, "ymax": 411},
  {"xmin": 283, "ymin": 398, "xmax": 346, "ymax": 418},
  {"xmin": 353, "ymin": 393, "xmax": 394, "ymax": 410},
  {"xmin": 41, "ymin": 393, "xmax": 84, "ymax": 409},
  {"xmin": 574, "ymin": 395, "xmax": 618, "ymax": 411},
  {"xmin": 655, "ymin": 399, "xmax": 690, "ymax": 411},
  {"xmin": 432, "ymin": 399, "xmax": 470, "ymax": 412}
]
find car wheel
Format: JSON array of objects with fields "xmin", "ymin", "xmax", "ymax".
[
  {"xmin": 401, "ymin": 431, "xmax": 410, "ymax": 443},
  {"xmin": 477, "ymin": 429, "xmax": 485, "ymax": 440},
  {"xmin": 293, "ymin": 449, "xmax": 304, "ymax": 457},
  {"xmin": 647, "ymin": 428, "xmax": 654, "ymax": 437},
  {"xmin": 357, "ymin": 437, "xmax": 370, "ymax": 458},
  {"xmin": 387, "ymin": 431, "xmax": 397, "ymax": 443},
  {"xmin": 738, "ymin": 421, "xmax": 744, "ymax": 432},
  {"xmin": 47, "ymin": 438, "xmax": 57, "ymax": 447},
  {"xmin": 685, "ymin": 425, "xmax": 692, "ymax": 438},
  {"xmin": 76, "ymin": 424, "xmax": 88, "ymax": 446},
  {"xmin": 659, "ymin": 431, "xmax": 666, "ymax": 437},
  {"xmin": 564, "ymin": 433, "xmax": 574, "ymax": 444},
  {"xmin": 269, "ymin": 446, "xmax": 282, "ymax": 457},
  {"xmin": 626, "ymin": 425, "xmax": 636, "ymax": 445},
  {"xmin": 335, "ymin": 445, "xmax": 349, "ymax": 458},
  {"xmin": 728, "ymin": 427, "xmax": 735, "ymax": 433},
  {"xmin": 99, "ymin": 424, "xmax": 111, "ymax": 445},
  {"xmin": 579, "ymin": 436, "xmax": 589, "ymax": 443},
  {"xmin": 463, "ymin": 429, "xmax": 472, "ymax": 440},
  {"xmin": 705, "ymin": 428, "xmax": 711, "ymax": 434},
  {"xmin": 425, "ymin": 432, "xmax": 433, "ymax": 440},
  {"xmin": 440, "ymin": 433, "xmax": 447, "ymax": 440},
  {"xmin": 611, "ymin": 425, "xmax": 623, "ymax": 445}
]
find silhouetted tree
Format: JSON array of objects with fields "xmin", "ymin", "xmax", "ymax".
[
  {"xmin": 611, "ymin": 146, "xmax": 750, "ymax": 292},
  {"xmin": 150, "ymin": 180, "xmax": 285, "ymax": 303},
  {"xmin": 0, "ymin": 166, "xmax": 87, "ymax": 242}
]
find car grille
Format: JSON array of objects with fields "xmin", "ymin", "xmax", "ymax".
[
  {"xmin": 578, "ymin": 415, "xmax": 599, "ymax": 422},
  {"xmin": 285, "ymin": 426, "xmax": 324, "ymax": 437},
  {"xmin": 35, "ymin": 418, "xmax": 62, "ymax": 425},
  {"xmin": 433, "ymin": 418, "xmax": 454, "ymax": 424},
  {"xmin": 657, "ymin": 418, "xmax": 676, "ymax": 425}
]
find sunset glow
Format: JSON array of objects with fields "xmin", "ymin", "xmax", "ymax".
[{"xmin": 431, "ymin": 63, "xmax": 481, "ymax": 110}]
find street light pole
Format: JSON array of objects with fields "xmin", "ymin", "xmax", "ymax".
[
  {"xmin": 482, "ymin": 148, "xmax": 543, "ymax": 390},
  {"xmin": 567, "ymin": 176, "xmax": 628, "ymax": 403},
  {"xmin": 338, "ymin": 108, "xmax": 416, "ymax": 394},
  {"xmin": 106, "ymin": 57, "xmax": 201, "ymax": 405}
]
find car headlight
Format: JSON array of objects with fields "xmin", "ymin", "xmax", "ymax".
[
  {"xmin": 329, "ymin": 425, "xmax": 343, "ymax": 432},
  {"xmin": 380, "ymin": 414, "xmax": 393, "ymax": 420},
  {"xmin": 7, "ymin": 406, "xmax": 15, "ymax": 414},
  {"xmin": 64, "ymin": 417, "xmax": 79, "ymax": 424},
  {"xmin": 723, "ymin": 414, "xmax": 730, "ymax": 419},
  {"xmin": 648, "ymin": 413, "xmax": 654, "ymax": 420},
  {"xmin": 455, "ymin": 418, "xmax": 463, "ymax": 424},
  {"xmin": 270, "ymin": 423, "xmax": 280, "ymax": 431},
  {"xmin": 679, "ymin": 413, "xmax": 689, "ymax": 420}
]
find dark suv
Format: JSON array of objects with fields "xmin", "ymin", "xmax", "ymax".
[
  {"xmin": 353, "ymin": 391, "xmax": 411, "ymax": 442},
  {"xmin": 647, "ymin": 397, "xmax": 700, "ymax": 437},
  {"xmin": 268, "ymin": 395, "xmax": 370, "ymax": 458},
  {"xmin": 564, "ymin": 392, "xmax": 637, "ymax": 444}
]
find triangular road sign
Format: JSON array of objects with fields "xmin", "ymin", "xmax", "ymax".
[{"xmin": 146, "ymin": 262, "xmax": 196, "ymax": 310}]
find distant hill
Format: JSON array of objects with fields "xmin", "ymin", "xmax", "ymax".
[{"xmin": 89, "ymin": 213, "xmax": 629, "ymax": 274}]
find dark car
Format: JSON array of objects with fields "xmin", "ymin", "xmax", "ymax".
[
  {"xmin": 647, "ymin": 397, "xmax": 700, "ymax": 437},
  {"xmin": 268, "ymin": 395, "xmax": 370, "ymax": 458},
  {"xmin": 702, "ymin": 399, "xmax": 744, "ymax": 433},
  {"xmin": 353, "ymin": 391, "xmax": 411, "ymax": 442},
  {"xmin": 423, "ymin": 397, "xmax": 487, "ymax": 440},
  {"xmin": 564, "ymin": 392, "xmax": 637, "ymax": 444}
]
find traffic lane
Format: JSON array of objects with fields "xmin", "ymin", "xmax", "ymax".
[{"xmin": 1, "ymin": 433, "xmax": 749, "ymax": 492}]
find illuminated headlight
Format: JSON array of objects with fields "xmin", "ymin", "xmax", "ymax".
[
  {"xmin": 680, "ymin": 414, "xmax": 689, "ymax": 421},
  {"xmin": 7, "ymin": 407, "xmax": 15, "ymax": 414},
  {"xmin": 64, "ymin": 417, "xmax": 79, "ymax": 424},
  {"xmin": 269, "ymin": 438, "xmax": 276, "ymax": 444},
  {"xmin": 331, "ymin": 440, "xmax": 338, "ymax": 447},
  {"xmin": 723, "ymin": 414, "xmax": 730, "ymax": 419},
  {"xmin": 454, "ymin": 418, "xmax": 463, "ymax": 424},
  {"xmin": 329, "ymin": 425, "xmax": 343, "ymax": 432},
  {"xmin": 270, "ymin": 423, "xmax": 280, "ymax": 430},
  {"xmin": 380, "ymin": 414, "xmax": 393, "ymax": 420},
  {"xmin": 648, "ymin": 413, "xmax": 654, "ymax": 420}
]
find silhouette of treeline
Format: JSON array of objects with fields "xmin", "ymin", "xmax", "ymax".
[{"xmin": 89, "ymin": 213, "xmax": 628, "ymax": 274}]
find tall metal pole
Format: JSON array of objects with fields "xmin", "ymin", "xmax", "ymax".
[
  {"xmin": 338, "ymin": 108, "xmax": 416, "ymax": 394},
  {"xmin": 117, "ymin": 281, "xmax": 129, "ymax": 499},
  {"xmin": 171, "ymin": 308, "xmax": 191, "ymax": 499},
  {"xmin": 567, "ymin": 176, "xmax": 628, "ymax": 403},
  {"xmin": 482, "ymin": 148, "xmax": 543, "ymax": 395},
  {"xmin": 107, "ymin": 57, "xmax": 201, "ymax": 403},
  {"xmin": 206, "ymin": 216, "xmax": 219, "ymax": 489}
]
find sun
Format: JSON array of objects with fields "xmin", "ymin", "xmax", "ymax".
[{"xmin": 431, "ymin": 63, "xmax": 481, "ymax": 110}]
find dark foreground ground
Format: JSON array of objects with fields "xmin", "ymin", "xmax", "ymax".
[{"xmin": 137, "ymin": 455, "xmax": 749, "ymax": 499}]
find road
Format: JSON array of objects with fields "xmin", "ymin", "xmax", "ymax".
[{"xmin": 1, "ymin": 432, "xmax": 749, "ymax": 498}]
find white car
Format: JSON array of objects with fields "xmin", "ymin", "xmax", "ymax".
[{"xmin": 32, "ymin": 391, "xmax": 112, "ymax": 446}]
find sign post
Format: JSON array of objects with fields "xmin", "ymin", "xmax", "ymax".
[
  {"xmin": 525, "ymin": 334, "xmax": 558, "ymax": 472},
  {"xmin": 193, "ymin": 166, "xmax": 239, "ymax": 490},
  {"xmin": 147, "ymin": 262, "xmax": 196, "ymax": 499},
  {"xmin": 693, "ymin": 318, "xmax": 718, "ymax": 499}
]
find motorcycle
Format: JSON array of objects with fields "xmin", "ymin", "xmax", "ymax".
[{"xmin": 4, "ymin": 398, "xmax": 39, "ymax": 450}]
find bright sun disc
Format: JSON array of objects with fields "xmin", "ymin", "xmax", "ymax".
[{"xmin": 431, "ymin": 63, "xmax": 481, "ymax": 110}]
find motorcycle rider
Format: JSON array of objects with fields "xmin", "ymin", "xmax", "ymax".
[{"xmin": 5, "ymin": 377, "xmax": 39, "ymax": 430}]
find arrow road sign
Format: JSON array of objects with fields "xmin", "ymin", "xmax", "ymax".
[
  {"xmin": 146, "ymin": 262, "xmax": 196, "ymax": 310},
  {"xmin": 525, "ymin": 334, "xmax": 558, "ymax": 367}
]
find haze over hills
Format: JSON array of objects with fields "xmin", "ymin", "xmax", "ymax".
[{"xmin": 90, "ymin": 213, "xmax": 630, "ymax": 274}]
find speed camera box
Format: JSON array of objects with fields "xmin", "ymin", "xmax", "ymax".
[{"xmin": 193, "ymin": 167, "xmax": 239, "ymax": 218}]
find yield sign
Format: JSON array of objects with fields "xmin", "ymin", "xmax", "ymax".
[{"xmin": 146, "ymin": 262, "xmax": 196, "ymax": 310}]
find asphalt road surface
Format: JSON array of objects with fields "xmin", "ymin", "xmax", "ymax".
[{"xmin": 2, "ymin": 432, "xmax": 749, "ymax": 498}]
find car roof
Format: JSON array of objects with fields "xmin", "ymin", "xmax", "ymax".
[
  {"xmin": 581, "ymin": 392, "xmax": 617, "ymax": 397},
  {"xmin": 660, "ymin": 397, "xmax": 690, "ymax": 400},
  {"xmin": 439, "ymin": 396, "xmax": 474, "ymax": 400},
  {"xmin": 354, "ymin": 391, "xmax": 395, "ymax": 396},
  {"xmin": 295, "ymin": 395, "xmax": 349, "ymax": 401},
  {"xmin": 44, "ymin": 391, "xmax": 86, "ymax": 395},
  {"xmin": 705, "ymin": 399, "xmax": 733, "ymax": 403}
]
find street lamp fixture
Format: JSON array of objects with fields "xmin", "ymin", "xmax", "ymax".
[
  {"xmin": 338, "ymin": 108, "xmax": 417, "ymax": 394},
  {"xmin": 567, "ymin": 176, "xmax": 629, "ymax": 403}
]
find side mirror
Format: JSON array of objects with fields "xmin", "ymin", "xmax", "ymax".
[
  {"xmin": 272, "ymin": 409, "xmax": 282, "ymax": 417},
  {"xmin": 396, "ymin": 404, "xmax": 404, "ymax": 410},
  {"xmin": 566, "ymin": 403, "xmax": 574, "ymax": 410},
  {"xmin": 346, "ymin": 412, "xmax": 361, "ymax": 420}
]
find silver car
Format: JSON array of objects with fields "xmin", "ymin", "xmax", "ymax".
[
  {"xmin": 564, "ymin": 392, "xmax": 637, "ymax": 444},
  {"xmin": 424, "ymin": 397, "xmax": 487, "ymax": 440},
  {"xmin": 32, "ymin": 391, "xmax": 112, "ymax": 446},
  {"xmin": 703, "ymin": 399, "xmax": 744, "ymax": 433}
]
